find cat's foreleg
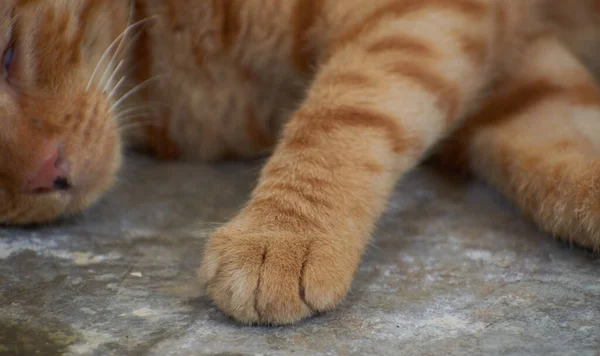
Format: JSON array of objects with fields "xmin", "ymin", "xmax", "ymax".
[{"xmin": 199, "ymin": 1, "xmax": 502, "ymax": 325}]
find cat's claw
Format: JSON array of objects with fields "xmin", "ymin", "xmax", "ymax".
[{"xmin": 198, "ymin": 225, "xmax": 355, "ymax": 325}]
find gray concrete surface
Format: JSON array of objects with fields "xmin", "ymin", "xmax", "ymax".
[{"xmin": 0, "ymin": 156, "xmax": 598, "ymax": 355}]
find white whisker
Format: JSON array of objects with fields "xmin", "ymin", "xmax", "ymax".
[
  {"xmin": 111, "ymin": 75, "xmax": 164, "ymax": 112},
  {"xmin": 117, "ymin": 101, "xmax": 169, "ymax": 112},
  {"xmin": 103, "ymin": 60, "xmax": 124, "ymax": 93},
  {"xmin": 104, "ymin": 115, "xmax": 153, "ymax": 132},
  {"xmin": 99, "ymin": 27, "xmax": 145, "ymax": 93},
  {"xmin": 117, "ymin": 115, "xmax": 154, "ymax": 125},
  {"xmin": 107, "ymin": 76, "xmax": 127, "ymax": 101},
  {"xmin": 98, "ymin": 25, "xmax": 146, "ymax": 93},
  {"xmin": 115, "ymin": 106, "xmax": 152, "ymax": 119},
  {"xmin": 117, "ymin": 116, "xmax": 161, "ymax": 128},
  {"xmin": 119, "ymin": 119, "xmax": 157, "ymax": 127},
  {"xmin": 117, "ymin": 122, "xmax": 160, "ymax": 133},
  {"xmin": 86, "ymin": 17, "xmax": 156, "ymax": 92}
]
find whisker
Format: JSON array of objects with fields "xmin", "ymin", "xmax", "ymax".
[
  {"xmin": 114, "ymin": 106, "xmax": 152, "ymax": 118},
  {"xmin": 86, "ymin": 17, "xmax": 156, "ymax": 92},
  {"xmin": 116, "ymin": 116, "xmax": 156, "ymax": 127},
  {"xmin": 103, "ymin": 60, "xmax": 125, "ymax": 94},
  {"xmin": 117, "ymin": 116, "xmax": 161, "ymax": 127},
  {"xmin": 87, "ymin": 33, "xmax": 125, "ymax": 92},
  {"xmin": 107, "ymin": 76, "xmax": 127, "ymax": 101},
  {"xmin": 108, "ymin": 115, "xmax": 160, "ymax": 131},
  {"xmin": 100, "ymin": 60, "xmax": 122, "ymax": 95},
  {"xmin": 98, "ymin": 27, "xmax": 146, "ymax": 93},
  {"xmin": 117, "ymin": 122, "xmax": 160, "ymax": 133},
  {"xmin": 111, "ymin": 75, "xmax": 164, "ymax": 112},
  {"xmin": 112, "ymin": 103, "xmax": 168, "ymax": 123},
  {"xmin": 117, "ymin": 115, "xmax": 161, "ymax": 125},
  {"xmin": 117, "ymin": 101, "xmax": 170, "ymax": 112},
  {"xmin": 100, "ymin": 28, "xmax": 145, "ymax": 93}
]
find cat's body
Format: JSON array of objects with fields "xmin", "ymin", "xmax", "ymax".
[
  {"xmin": 2, "ymin": 0, "xmax": 600, "ymax": 325},
  {"xmin": 130, "ymin": 1, "xmax": 301, "ymax": 161},
  {"xmin": 132, "ymin": 0, "xmax": 535, "ymax": 161}
]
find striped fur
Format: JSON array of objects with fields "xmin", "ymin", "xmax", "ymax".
[{"xmin": 1, "ymin": 0, "xmax": 600, "ymax": 325}]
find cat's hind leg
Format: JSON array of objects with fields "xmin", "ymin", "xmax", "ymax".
[{"xmin": 442, "ymin": 34, "xmax": 600, "ymax": 251}]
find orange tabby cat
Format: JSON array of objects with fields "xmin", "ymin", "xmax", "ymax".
[{"xmin": 1, "ymin": 0, "xmax": 600, "ymax": 325}]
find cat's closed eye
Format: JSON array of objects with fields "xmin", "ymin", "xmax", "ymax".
[
  {"xmin": 3, "ymin": 26, "xmax": 14, "ymax": 80},
  {"xmin": 3, "ymin": 44, "xmax": 13, "ymax": 75}
]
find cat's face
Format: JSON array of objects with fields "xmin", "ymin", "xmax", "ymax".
[{"xmin": 0, "ymin": 0, "xmax": 129, "ymax": 225}]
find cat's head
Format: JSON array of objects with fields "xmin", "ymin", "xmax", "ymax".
[{"xmin": 0, "ymin": 0, "xmax": 131, "ymax": 225}]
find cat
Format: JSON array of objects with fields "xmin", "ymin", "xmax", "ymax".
[{"xmin": 1, "ymin": 0, "xmax": 600, "ymax": 325}]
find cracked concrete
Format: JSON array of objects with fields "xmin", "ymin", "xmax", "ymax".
[{"xmin": 0, "ymin": 156, "xmax": 598, "ymax": 355}]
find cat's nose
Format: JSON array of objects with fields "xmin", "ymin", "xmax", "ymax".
[{"xmin": 26, "ymin": 146, "xmax": 71, "ymax": 193}]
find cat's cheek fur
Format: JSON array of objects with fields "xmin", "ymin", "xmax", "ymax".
[
  {"xmin": 0, "ymin": 1, "xmax": 129, "ymax": 225},
  {"xmin": 0, "ymin": 130, "xmax": 122, "ymax": 226},
  {"xmin": 66, "ymin": 131, "xmax": 123, "ymax": 217}
]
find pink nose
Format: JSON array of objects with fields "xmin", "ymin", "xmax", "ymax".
[{"xmin": 26, "ymin": 147, "xmax": 71, "ymax": 193}]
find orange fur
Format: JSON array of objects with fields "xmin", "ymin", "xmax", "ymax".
[{"xmin": 1, "ymin": 0, "xmax": 600, "ymax": 325}]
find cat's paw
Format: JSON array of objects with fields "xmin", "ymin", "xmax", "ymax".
[{"xmin": 198, "ymin": 225, "xmax": 356, "ymax": 325}]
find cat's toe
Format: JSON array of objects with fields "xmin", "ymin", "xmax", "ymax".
[{"xmin": 198, "ymin": 227, "xmax": 354, "ymax": 325}]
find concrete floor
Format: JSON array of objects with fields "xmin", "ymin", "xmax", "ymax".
[{"xmin": 0, "ymin": 156, "xmax": 598, "ymax": 355}]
